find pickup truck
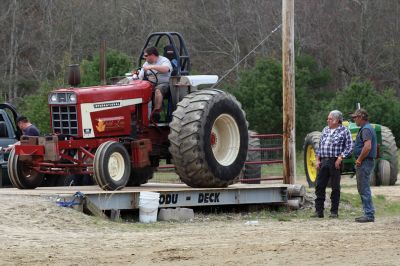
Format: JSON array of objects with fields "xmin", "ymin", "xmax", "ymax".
[{"xmin": 0, "ymin": 103, "xmax": 21, "ymax": 186}]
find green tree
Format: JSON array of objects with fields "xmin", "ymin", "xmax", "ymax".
[
  {"xmin": 231, "ymin": 58, "xmax": 282, "ymax": 134},
  {"xmin": 329, "ymin": 80, "xmax": 400, "ymax": 141},
  {"xmin": 80, "ymin": 49, "xmax": 133, "ymax": 86},
  {"xmin": 17, "ymin": 81, "xmax": 61, "ymax": 134},
  {"xmin": 230, "ymin": 54, "xmax": 330, "ymax": 148}
]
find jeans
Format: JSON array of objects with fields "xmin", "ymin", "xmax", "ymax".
[
  {"xmin": 356, "ymin": 159, "xmax": 375, "ymax": 218},
  {"xmin": 315, "ymin": 158, "xmax": 341, "ymax": 214}
]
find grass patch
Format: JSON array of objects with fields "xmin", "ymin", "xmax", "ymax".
[
  {"xmin": 339, "ymin": 192, "xmax": 400, "ymax": 218},
  {"xmin": 340, "ymin": 192, "xmax": 362, "ymax": 208},
  {"xmin": 250, "ymin": 191, "xmax": 400, "ymax": 222},
  {"xmin": 374, "ymin": 194, "xmax": 400, "ymax": 216},
  {"xmin": 245, "ymin": 206, "xmax": 317, "ymax": 222}
]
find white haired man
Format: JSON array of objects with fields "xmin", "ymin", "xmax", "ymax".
[{"xmin": 312, "ymin": 110, "xmax": 353, "ymax": 218}]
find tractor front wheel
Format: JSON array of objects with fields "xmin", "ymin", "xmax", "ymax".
[
  {"xmin": 303, "ymin": 131, "xmax": 321, "ymax": 187},
  {"xmin": 93, "ymin": 141, "xmax": 131, "ymax": 190},
  {"xmin": 7, "ymin": 148, "xmax": 43, "ymax": 189}
]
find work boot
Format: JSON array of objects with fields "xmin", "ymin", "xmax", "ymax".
[
  {"xmin": 310, "ymin": 212, "xmax": 324, "ymax": 218},
  {"xmin": 355, "ymin": 216, "xmax": 374, "ymax": 223},
  {"xmin": 329, "ymin": 213, "xmax": 339, "ymax": 218}
]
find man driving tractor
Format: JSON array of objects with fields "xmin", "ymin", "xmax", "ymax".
[{"xmin": 136, "ymin": 46, "xmax": 172, "ymax": 122}]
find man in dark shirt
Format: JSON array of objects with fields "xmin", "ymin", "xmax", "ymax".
[
  {"xmin": 351, "ymin": 108, "xmax": 376, "ymax": 223},
  {"xmin": 16, "ymin": 115, "xmax": 39, "ymax": 136},
  {"xmin": 5, "ymin": 115, "xmax": 39, "ymax": 151}
]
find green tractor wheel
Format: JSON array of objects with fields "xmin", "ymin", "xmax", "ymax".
[
  {"xmin": 377, "ymin": 160, "xmax": 391, "ymax": 186},
  {"xmin": 378, "ymin": 126, "xmax": 398, "ymax": 186},
  {"xmin": 303, "ymin": 131, "xmax": 321, "ymax": 187}
]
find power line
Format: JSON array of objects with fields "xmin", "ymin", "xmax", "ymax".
[{"xmin": 211, "ymin": 23, "xmax": 282, "ymax": 88}]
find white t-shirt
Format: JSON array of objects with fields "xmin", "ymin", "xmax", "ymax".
[{"xmin": 139, "ymin": 55, "xmax": 172, "ymax": 84}]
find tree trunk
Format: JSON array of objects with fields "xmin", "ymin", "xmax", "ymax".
[{"xmin": 8, "ymin": 0, "xmax": 17, "ymax": 102}]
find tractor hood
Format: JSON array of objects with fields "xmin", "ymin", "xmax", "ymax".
[{"xmin": 48, "ymin": 80, "xmax": 153, "ymax": 105}]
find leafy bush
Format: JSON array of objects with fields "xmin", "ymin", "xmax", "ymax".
[
  {"xmin": 17, "ymin": 81, "xmax": 60, "ymax": 134},
  {"xmin": 80, "ymin": 49, "xmax": 133, "ymax": 86}
]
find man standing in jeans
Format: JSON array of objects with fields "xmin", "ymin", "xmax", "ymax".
[
  {"xmin": 312, "ymin": 110, "xmax": 353, "ymax": 218},
  {"xmin": 350, "ymin": 108, "xmax": 377, "ymax": 223}
]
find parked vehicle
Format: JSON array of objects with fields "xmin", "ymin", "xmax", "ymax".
[{"xmin": 0, "ymin": 103, "xmax": 20, "ymax": 187}]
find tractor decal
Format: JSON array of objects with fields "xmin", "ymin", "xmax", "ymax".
[
  {"xmin": 81, "ymin": 98, "xmax": 142, "ymax": 138},
  {"xmin": 93, "ymin": 102, "xmax": 121, "ymax": 108},
  {"xmin": 96, "ymin": 119, "xmax": 105, "ymax": 132},
  {"xmin": 95, "ymin": 116, "xmax": 125, "ymax": 133}
]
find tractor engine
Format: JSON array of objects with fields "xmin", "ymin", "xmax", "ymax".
[
  {"xmin": 48, "ymin": 82, "xmax": 152, "ymax": 138},
  {"xmin": 8, "ymin": 80, "xmax": 162, "ymax": 190}
]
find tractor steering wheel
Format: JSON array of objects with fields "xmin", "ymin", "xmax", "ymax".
[{"xmin": 143, "ymin": 69, "xmax": 158, "ymax": 86}]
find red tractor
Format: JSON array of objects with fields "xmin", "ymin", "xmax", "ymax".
[{"xmin": 8, "ymin": 32, "xmax": 249, "ymax": 190}]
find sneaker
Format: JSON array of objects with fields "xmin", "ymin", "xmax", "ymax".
[
  {"xmin": 310, "ymin": 212, "xmax": 324, "ymax": 218},
  {"xmin": 329, "ymin": 213, "xmax": 339, "ymax": 218},
  {"xmin": 355, "ymin": 216, "xmax": 375, "ymax": 223}
]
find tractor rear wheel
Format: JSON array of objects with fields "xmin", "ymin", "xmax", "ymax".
[
  {"xmin": 169, "ymin": 89, "xmax": 248, "ymax": 187},
  {"xmin": 303, "ymin": 131, "xmax": 321, "ymax": 187},
  {"xmin": 7, "ymin": 148, "xmax": 43, "ymax": 189},
  {"xmin": 128, "ymin": 167, "xmax": 155, "ymax": 186},
  {"xmin": 380, "ymin": 126, "xmax": 398, "ymax": 185},
  {"xmin": 93, "ymin": 141, "xmax": 131, "ymax": 190},
  {"xmin": 241, "ymin": 130, "xmax": 261, "ymax": 184}
]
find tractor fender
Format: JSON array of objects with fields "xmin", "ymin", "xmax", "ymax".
[{"xmin": 178, "ymin": 75, "xmax": 218, "ymax": 87}]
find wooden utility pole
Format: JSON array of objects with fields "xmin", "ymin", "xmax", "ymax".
[
  {"xmin": 282, "ymin": 0, "xmax": 296, "ymax": 184},
  {"xmin": 100, "ymin": 38, "xmax": 107, "ymax": 85}
]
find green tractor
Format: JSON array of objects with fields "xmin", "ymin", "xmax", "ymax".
[{"xmin": 304, "ymin": 121, "xmax": 398, "ymax": 187}]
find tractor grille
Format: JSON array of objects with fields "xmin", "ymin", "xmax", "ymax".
[{"xmin": 52, "ymin": 105, "xmax": 78, "ymax": 135}]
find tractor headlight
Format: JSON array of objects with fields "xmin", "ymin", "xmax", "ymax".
[
  {"xmin": 68, "ymin": 93, "xmax": 77, "ymax": 103},
  {"xmin": 49, "ymin": 93, "xmax": 58, "ymax": 103}
]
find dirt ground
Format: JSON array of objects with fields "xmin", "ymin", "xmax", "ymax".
[{"xmin": 1, "ymin": 176, "xmax": 400, "ymax": 265}]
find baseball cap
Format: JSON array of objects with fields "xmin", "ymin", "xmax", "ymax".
[{"xmin": 350, "ymin": 108, "xmax": 368, "ymax": 119}]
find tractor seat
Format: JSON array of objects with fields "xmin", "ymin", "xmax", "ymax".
[{"xmin": 163, "ymin": 45, "xmax": 178, "ymax": 76}]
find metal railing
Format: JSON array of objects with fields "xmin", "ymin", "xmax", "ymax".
[{"xmin": 239, "ymin": 133, "xmax": 283, "ymax": 183}]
